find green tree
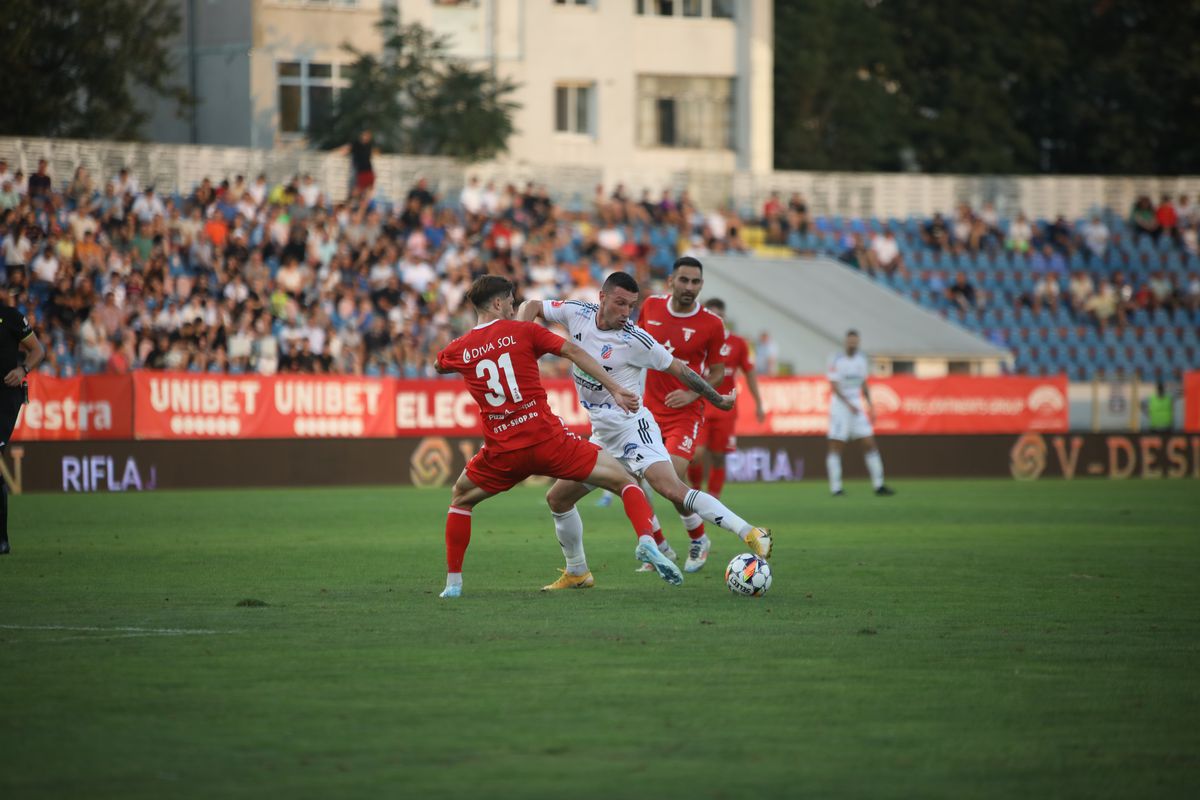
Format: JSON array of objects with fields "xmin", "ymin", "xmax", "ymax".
[
  {"xmin": 1027, "ymin": 0, "xmax": 1200, "ymax": 174},
  {"xmin": 877, "ymin": 0, "xmax": 1046, "ymax": 173},
  {"xmin": 0, "ymin": 0, "xmax": 190, "ymax": 140},
  {"xmin": 310, "ymin": 8, "xmax": 519, "ymax": 161},
  {"xmin": 774, "ymin": 0, "xmax": 1200, "ymax": 174},
  {"xmin": 774, "ymin": 0, "xmax": 908, "ymax": 171}
]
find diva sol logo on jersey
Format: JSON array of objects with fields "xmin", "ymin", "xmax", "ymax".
[{"xmin": 601, "ymin": 345, "xmax": 613, "ymax": 359}]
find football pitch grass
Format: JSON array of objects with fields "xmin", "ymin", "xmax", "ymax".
[{"xmin": 2, "ymin": 479, "xmax": 1198, "ymax": 799}]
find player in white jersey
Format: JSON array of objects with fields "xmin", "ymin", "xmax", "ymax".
[
  {"xmin": 517, "ymin": 272, "xmax": 773, "ymax": 588},
  {"xmin": 826, "ymin": 329, "xmax": 895, "ymax": 497}
]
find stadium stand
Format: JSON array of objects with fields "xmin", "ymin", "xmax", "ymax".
[
  {"xmin": 700, "ymin": 254, "xmax": 1008, "ymax": 375},
  {"xmin": 1, "ymin": 150, "xmax": 1197, "ymax": 383}
]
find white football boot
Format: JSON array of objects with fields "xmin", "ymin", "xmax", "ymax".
[{"xmin": 683, "ymin": 536, "xmax": 711, "ymax": 573}]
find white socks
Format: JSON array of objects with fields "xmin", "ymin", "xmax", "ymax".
[
  {"xmin": 827, "ymin": 450, "xmax": 884, "ymax": 491},
  {"xmin": 865, "ymin": 449, "xmax": 885, "ymax": 489},
  {"xmin": 827, "ymin": 453, "xmax": 843, "ymax": 493},
  {"xmin": 552, "ymin": 507, "xmax": 589, "ymax": 575},
  {"xmin": 682, "ymin": 489, "xmax": 753, "ymax": 538},
  {"xmin": 678, "ymin": 512, "xmax": 704, "ymax": 533},
  {"xmin": 445, "ymin": 572, "xmax": 463, "ymax": 588}
]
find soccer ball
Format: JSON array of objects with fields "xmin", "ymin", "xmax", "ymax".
[{"xmin": 725, "ymin": 553, "xmax": 772, "ymax": 597}]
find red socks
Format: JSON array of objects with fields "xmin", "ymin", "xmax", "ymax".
[
  {"xmin": 687, "ymin": 522, "xmax": 706, "ymax": 541},
  {"xmin": 619, "ymin": 484, "xmax": 657, "ymax": 539},
  {"xmin": 445, "ymin": 506, "xmax": 472, "ymax": 572},
  {"xmin": 708, "ymin": 467, "xmax": 726, "ymax": 498},
  {"xmin": 685, "ymin": 461, "xmax": 725, "ymax": 496}
]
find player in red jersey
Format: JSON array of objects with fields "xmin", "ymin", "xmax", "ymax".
[
  {"xmin": 433, "ymin": 276, "xmax": 683, "ymax": 597},
  {"xmin": 687, "ymin": 298, "xmax": 766, "ymax": 498},
  {"xmin": 638, "ymin": 256, "xmax": 744, "ymax": 572}
]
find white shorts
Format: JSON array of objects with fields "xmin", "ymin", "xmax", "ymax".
[
  {"xmin": 828, "ymin": 406, "xmax": 874, "ymax": 442},
  {"xmin": 588, "ymin": 407, "xmax": 672, "ymax": 479}
]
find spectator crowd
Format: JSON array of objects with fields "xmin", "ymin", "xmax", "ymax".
[
  {"xmin": 1, "ymin": 151, "xmax": 1196, "ymax": 383},
  {"xmin": 0, "ymin": 158, "xmax": 759, "ymax": 379}
]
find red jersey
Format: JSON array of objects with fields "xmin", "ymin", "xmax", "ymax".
[
  {"xmin": 435, "ymin": 318, "xmax": 566, "ymax": 450},
  {"xmin": 715, "ymin": 332, "xmax": 754, "ymax": 395},
  {"xmin": 639, "ymin": 294, "xmax": 726, "ymax": 417}
]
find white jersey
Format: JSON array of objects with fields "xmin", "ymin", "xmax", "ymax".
[
  {"xmin": 827, "ymin": 351, "xmax": 870, "ymax": 413},
  {"xmin": 542, "ymin": 299, "xmax": 674, "ymax": 415}
]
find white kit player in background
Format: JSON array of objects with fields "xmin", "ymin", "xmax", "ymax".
[
  {"xmin": 826, "ymin": 329, "xmax": 895, "ymax": 497},
  {"xmin": 517, "ymin": 272, "xmax": 772, "ymax": 587}
]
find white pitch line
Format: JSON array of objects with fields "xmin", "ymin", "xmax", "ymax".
[{"xmin": 0, "ymin": 624, "xmax": 230, "ymax": 636}]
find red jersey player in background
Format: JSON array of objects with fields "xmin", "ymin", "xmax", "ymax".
[
  {"xmin": 687, "ymin": 298, "xmax": 766, "ymax": 498},
  {"xmin": 433, "ymin": 276, "xmax": 683, "ymax": 598},
  {"xmin": 639, "ymin": 256, "xmax": 737, "ymax": 573}
]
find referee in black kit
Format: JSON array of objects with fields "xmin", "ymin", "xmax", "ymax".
[{"xmin": 0, "ymin": 289, "xmax": 44, "ymax": 554}]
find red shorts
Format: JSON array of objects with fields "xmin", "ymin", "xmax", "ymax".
[
  {"xmin": 656, "ymin": 411, "xmax": 703, "ymax": 460},
  {"xmin": 466, "ymin": 430, "xmax": 600, "ymax": 495},
  {"xmin": 700, "ymin": 406, "xmax": 738, "ymax": 454},
  {"xmin": 354, "ymin": 170, "xmax": 375, "ymax": 190}
]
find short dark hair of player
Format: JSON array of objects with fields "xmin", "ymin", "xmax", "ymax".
[
  {"xmin": 704, "ymin": 298, "xmax": 726, "ymax": 312},
  {"xmin": 602, "ymin": 271, "xmax": 640, "ymax": 294},
  {"xmin": 467, "ymin": 275, "xmax": 514, "ymax": 310},
  {"xmin": 672, "ymin": 256, "xmax": 703, "ymax": 273},
  {"xmin": 846, "ymin": 329, "xmax": 860, "ymax": 338}
]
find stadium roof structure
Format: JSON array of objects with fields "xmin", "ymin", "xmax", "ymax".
[{"xmin": 699, "ymin": 255, "xmax": 1011, "ymax": 375}]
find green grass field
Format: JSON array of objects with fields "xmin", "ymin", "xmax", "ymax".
[{"xmin": 2, "ymin": 479, "xmax": 1198, "ymax": 799}]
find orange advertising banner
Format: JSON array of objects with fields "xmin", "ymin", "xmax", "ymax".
[
  {"xmin": 1184, "ymin": 371, "xmax": 1200, "ymax": 432},
  {"xmin": 733, "ymin": 375, "xmax": 1069, "ymax": 435},
  {"xmin": 131, "ymin": 372, "xmax": 396, "ymax": 439},
  {"xmin": 13, "ymin": 374, "xmax": 134, "ymax": 440},
  {"xmin": 8, "ymin": 371, "xmax": 1073, "ymax": 442}
]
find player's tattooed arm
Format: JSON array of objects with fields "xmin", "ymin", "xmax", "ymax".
[{"xmin": 668, "ymin": 359, "xmax": 734, "ymax": 411}]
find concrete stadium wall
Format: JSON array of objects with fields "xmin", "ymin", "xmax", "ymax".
[
  {"xmin": 3, "ymin": 136, "xmax": 1198, "ymax": 217},
  {"xmin": 5, "ymin": 434, "xmax": 1198, "ymax": 494}
]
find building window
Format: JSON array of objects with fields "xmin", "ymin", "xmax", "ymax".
[
  {"xmin": 554, "ymin": 0, "xmax": 592, "ymax": 6},
  {"xmin": 277, "ymin": 60, "xmax": 349, "ymax": 135},
  {"xmin": 555, "ymin": 84, "xmax": 594, "ymax": 135},
  {"xmin": 636, "ymin": 0, "xmax": 735, "ymax": 16},
  {"xmin": 637, "ymin": 75, "xmax": 732, "ymax": 150},
  {"xmin": 268, "ymin": 0, "xmax": 360, "ymax": 7},
  {"xmin": 711, "ymin": 0, "xmax": 734, "ymax": 18}
]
